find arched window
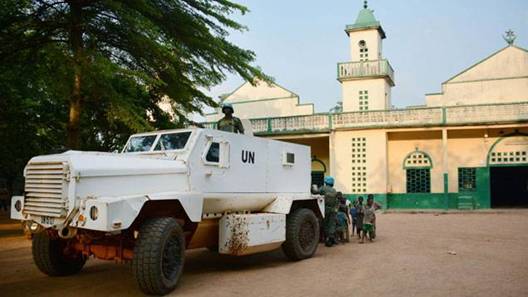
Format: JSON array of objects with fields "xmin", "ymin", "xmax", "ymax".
[
  {"xmin": 358, "ymin": 40, "xmax": 369, "ymax": 61},
  {"xmin": 311, "ymin": 157, "xmax": 327, "ymax": 187},
  {"xmin": 487, "ymin": 134, "xmax": 528, "ymax": 166},
  {"xmin": 403, "ymin": 150, "xmax": 433, "ymax": 193}
]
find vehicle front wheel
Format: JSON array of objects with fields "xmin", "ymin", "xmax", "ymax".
[
  {"xmin": 282, "ymin": 208, "xmax": 320, "ymax": 261},
  {"xmin": 133, "ymin": 217, "xmax": 185, "ymax": 295},
  {"xmin": 32, "ymin": 231, "xmax": 86, "ymax": 276}
]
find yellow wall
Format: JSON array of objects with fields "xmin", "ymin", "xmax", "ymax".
[
  {"xmin": 447, "ymin": 129, "xmax": 493, "ymax": 192},
  {"xmin": 331, "ymin": 130, "xmax": 388, "ymax": 194},
  {"xmin": 446, "ymin": 127, "xmax": 528, "ymax": 192},
  {"xmin": 387, "ymin": 131, "xmax": 444, "ymax": 193},
  {"xmin": 385, "ymin": 127, "xmax": 528, "ymax": 194}
]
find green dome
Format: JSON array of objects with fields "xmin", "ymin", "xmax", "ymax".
[
  {"xmin": 354, "ymin": 8, "xmax": 378, "ymax": 27},
  {"xmin": 345, "ymin": 2, "xmax": 386, "ymax": 39}
]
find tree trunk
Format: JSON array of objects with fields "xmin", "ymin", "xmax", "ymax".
[
  {"xmin": 66, "ymin": 1, "xmax": 83, "ymax": 149},
  {"xmin": 67, "ymin": 74, "xmax": 82, "ymax": 149}
]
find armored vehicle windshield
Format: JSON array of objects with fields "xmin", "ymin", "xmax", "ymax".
[
  {"xmin": 124, "ymin": 135, "xmax": 158, "ymax": 152},
  {"xmin": 123, "ymin": 130, "xmax": 192, "ymax": 153}
]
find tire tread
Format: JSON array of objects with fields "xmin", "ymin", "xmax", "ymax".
[
  {"xmin": 133, "ymin": 217, "xmax": 185, "ymax": 295},
  {"xmin": 32, "ymin": 232, "xmax": 85, "ymax": 276},
  {"xmin": 282, "ymin": 208, "xmax": 319, "ymax": 261}
]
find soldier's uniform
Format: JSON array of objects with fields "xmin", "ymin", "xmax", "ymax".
[
  {"xmin": 217, "ymin": 117, "xmax": 244, "ymax": 134},
  {"xmin": 319, "ymin": 184, "xmax": 338, "ymax": 245}
]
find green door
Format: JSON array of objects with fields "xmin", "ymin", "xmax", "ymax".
[
  {"xmin": 456, "ymin": 167, "xmax": 490, "ymax": 209},
  {"xmin": 476, "ymin": 167, "xmax": 491, "ymax": 209}
]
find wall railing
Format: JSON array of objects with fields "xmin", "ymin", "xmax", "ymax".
[
  {"xmin": 201, "ymin": 101, "xmax": 528, "ymax": 135},
  {"xmin": 337, "ymin": 59, "xmax": 395, "ymax": 85}
]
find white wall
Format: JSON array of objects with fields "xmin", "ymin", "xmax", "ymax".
[
  {"xmin": 204, "ymin": 80, "xmax": 314, "ymax": 122},
  {"xmin": 226, "ymin": 81, "xmax": 294, "ymax": 102},
  {"xmin": 342, "ymin": 78, "xmax": 391, "ymax": 112},
  {"xmin": 348, "ymin": 29, "xmax": 383, "ymax": 62},
  {"xmin": 204, "ymin": 97, "xmax": 314, "ymax": 122},
  {"xmin": 426, "ymin": 46, "xmax": 528, "ymax": 107}
]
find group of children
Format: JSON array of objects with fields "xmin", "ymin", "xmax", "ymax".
[{"xmin": 334, "ymin": 193, "xmax": 377, "ymax": 244}]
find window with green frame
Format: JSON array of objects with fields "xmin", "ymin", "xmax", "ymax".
[
  {"xmin": 458, "ymin": 168, "xmax": 476, "ymax": 192},
  {"xmin": 406, "ymin": 168, "xmax": 431, "ymax": 193}
]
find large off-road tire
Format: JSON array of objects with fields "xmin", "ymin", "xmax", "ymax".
[
  {"xmin": 32, "ymin": 231, "xmax": 86, "ymax": 276},
  {"xmin": 282, "ymin": 208, "xmax": 320, "ymax": 261},
  {"xmin": 133, "ymin": 217, "xmax": 185, "ymax": 295}
]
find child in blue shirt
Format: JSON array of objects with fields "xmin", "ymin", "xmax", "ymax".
[{"xmin": 336, "ymin": 192, "xmax": 350, "ymax": 243}]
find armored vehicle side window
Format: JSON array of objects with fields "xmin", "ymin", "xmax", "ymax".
[
  {"xmin": 283, "ymin": 152, "xmax": 295, "ymax": 166},
  {"xmin": 124, "ymin": 135, "xmax": 157, "ymax": 152},
  {"xmin": 286, "ymin": 153, "xmax": 295, "ymax": 164},
  {"xmin": 206, "ymin": 142, "xmax": 220, "ymax": 163},
  {"xmin": 154, "ymin": 132, "xmax": 191, "ymax": 151}
]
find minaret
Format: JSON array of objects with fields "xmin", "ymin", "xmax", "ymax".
[{"xmin": 338, "ymin": 1, "xmax": 395, "ymax": 112}]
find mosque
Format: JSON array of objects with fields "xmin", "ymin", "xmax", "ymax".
[{"xmin": 203, "ymin": 1, "xmax": 528, "ymax": 209}]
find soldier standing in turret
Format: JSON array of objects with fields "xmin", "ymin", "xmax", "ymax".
[{"xmin": 217, "ymin": 103, "xmax": 244, "ymax": 134}]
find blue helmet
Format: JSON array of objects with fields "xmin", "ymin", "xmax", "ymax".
[
  {"xmin": 221, "ymin": 103, "xmax": 234, "ymax": 113},
  {"xmin": 324, "ymin": 176, "xmax": 335, "ymax": 186}
]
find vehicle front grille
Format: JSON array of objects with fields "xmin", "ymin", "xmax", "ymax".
[{"xmin": 24, "ymin": 162, "xmax": 68, "ymax": 218}]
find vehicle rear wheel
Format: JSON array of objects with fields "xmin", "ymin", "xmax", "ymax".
[
  {"xmin": 32, "ymin": 231, "xmax": 86, "ymax": 276},
  {"xmin": 133, "ymin": 217, "xmax": 185, "ymax": 295},
  {"xmin": 282, "ymin": 208, "xmax": 320, "ymax": 261}
]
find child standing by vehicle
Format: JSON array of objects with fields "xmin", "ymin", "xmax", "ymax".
[
  {"xmin": 360, "ymin": 196, "xmax": 376, "ymax": 243},
  {"xmin": 367, "ymin": 194, "xmax": 377, "ymax": 239},
  {"xmin": 336, "ymin": 211, "xmax": 348, "ymax": 243},
  {"xmin": 336, "ymin": 192, "xmax": 350, "ymax": 243},
  {"xmin": 355, "ymin": 196, "xmax": 365, "ymax": 239},
  {"xmin": 350, "ymin": 201, "xmax": 358, "ymax": 236}
]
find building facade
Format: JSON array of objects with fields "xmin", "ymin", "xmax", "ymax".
[{"xmin": 204, "ymin": 2, "xmax": 528, "ymax": 210}]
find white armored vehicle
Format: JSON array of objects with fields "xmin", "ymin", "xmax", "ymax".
[{"xmin": 11, "ymin": 128, "xmax": 323, "ymax": 295}]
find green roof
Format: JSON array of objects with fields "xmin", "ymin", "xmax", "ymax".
[
  {"xmin": 355, "ymin": 8, "xmax": 378, "ymax": 26},
  {"xmin": 345, "ymin": 6, "xmax": 386, "ymax": 38}
]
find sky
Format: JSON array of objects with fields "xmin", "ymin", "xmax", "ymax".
[{"xmin": 202, "ymin": 0, "xmax": 528, "ymax": 115}]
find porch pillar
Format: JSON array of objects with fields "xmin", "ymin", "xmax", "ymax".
[{"xmin": 442, "ymin": 129, "xmax": 449, "ymax": 210}]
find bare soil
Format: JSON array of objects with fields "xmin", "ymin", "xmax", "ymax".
[{"xmin": 1, "ymin": 210, "xmax": 527, "ymax": 297}]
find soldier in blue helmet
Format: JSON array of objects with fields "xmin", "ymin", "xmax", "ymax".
[
  {"xmin": 316, "ymin": 176, "xmax": 338, "ymax": 247},
  {"xmin": 217, "ymin": 103, "xmax": 244, "ymax": 134}
]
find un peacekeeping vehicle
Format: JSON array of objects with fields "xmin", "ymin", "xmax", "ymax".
[{"xmin": 11, "ymin": 127, "xmax": 324, "ymax": 295}]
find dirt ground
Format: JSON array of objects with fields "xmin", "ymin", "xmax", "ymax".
[{"xmin": 1, "ymin": 211, "xmax": 527, "ymax": 297}]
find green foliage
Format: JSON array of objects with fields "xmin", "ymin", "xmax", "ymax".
[
  {"xmin": 0, "ymin": 46, "xmax": 68, "ymax": 192},
  {"xmin": 0, "ymin": 0, "xmax": 268, "ymax": 191}
]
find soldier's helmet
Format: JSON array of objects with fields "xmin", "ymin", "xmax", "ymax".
[
  {"xmin": 221, "ymin": 103, "xmax": 234, "ymax": 114},
  {"xmin": 324, "ymin": 176, "xmax": 335, "ymax": 186}
]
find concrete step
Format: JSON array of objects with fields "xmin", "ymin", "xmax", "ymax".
[{"xmin": 458, "ymin": 203, "xmax": 474, "ymax": 210}]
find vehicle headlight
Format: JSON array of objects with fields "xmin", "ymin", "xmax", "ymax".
[
  {"xmin": 90, "ymin": 206, "xmax": 98, "ymax": 221},
  {"xmin": 29, "ymin": 222, "xmax": 40, "ymax": 232}
]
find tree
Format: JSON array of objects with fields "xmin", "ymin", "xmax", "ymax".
[
  {"xmin": 0, "ymin": 45, "xmax": 68, "ymax": 193},
  {"xmin": 0, "ymin": 0, "xmax": 267, "ymax": 149}
]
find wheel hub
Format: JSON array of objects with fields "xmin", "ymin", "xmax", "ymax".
[
  {"xmin": 298, "ymin": 219, "xmax": 316, "ymax": 251},
  {"xmin": 162, "ymin": 232, "xmax": 183, "ymax": 280}
]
